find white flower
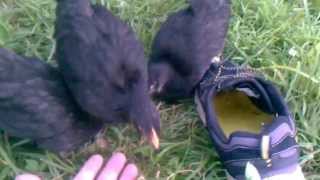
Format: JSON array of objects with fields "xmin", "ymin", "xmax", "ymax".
[
  {"xmin": 289, "ymin": 47, "xmax": 298, "ymax": 57},
  {"xmin": 119, "ymin": 0, "xmax": 127, "ymax": 7}
]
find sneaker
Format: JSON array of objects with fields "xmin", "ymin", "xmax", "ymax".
[{"xmin": 195, "ymin": 61, "xmax": 303, "ymax": 179}]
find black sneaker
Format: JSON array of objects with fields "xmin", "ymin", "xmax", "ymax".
[{"xmin": 195, "ymin": 61, "xmax": 303, "ymax": 179}]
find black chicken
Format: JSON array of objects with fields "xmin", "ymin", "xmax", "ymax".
[
  {"xmin": 55, "ymin": 0, "xmax": 160, "ymax": 148},
  {"xmin": 0, "ymin": 48, "xmax": 103, "ymax": 153},
  {"xmin": 149, "ymin": 0, "xmax": 231, "ymax": 101}
]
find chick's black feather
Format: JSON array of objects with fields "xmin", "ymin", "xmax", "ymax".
[
  {"xmin": 149, "ymin": 0, "xmax": 231, "ymax": 101},
  {"xmin": 0, "ymin": 48, "xmax": 103, "ymax": 153},
  {"xmin": 55, "ymin": 0, "xmax": 160, "ymax": 146}
]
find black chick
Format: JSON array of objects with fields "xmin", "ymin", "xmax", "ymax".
[
  {"xmin": 149, "ymin": 0, "xmax": 231, "ymax": 101},
  {"xmin": 55, "ymin": 0, "xmax": 160, "ymax": 148},
  {"xmin": 0, "ymin": 48, "xmax": 103, "ymax": 153}
]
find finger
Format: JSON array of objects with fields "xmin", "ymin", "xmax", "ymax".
[
  {"xmin": 73, "ymin": 154, "xmax": 104, "ymax": 180},
  {"xmin": 15, "ymin": 174, "xmax": 41, "ymax": 180},
  {"xmin": 97, "ymin": 152, "xmax": 127, "ymax": 180},
  {"xmin": 119, "ymin": 164, "xmax": 139, "ymax": 180}
]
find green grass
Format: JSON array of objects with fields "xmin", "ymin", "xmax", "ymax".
[{"xmin": 0, "ymin": 0, "xmax": 319, "ymax": 179}]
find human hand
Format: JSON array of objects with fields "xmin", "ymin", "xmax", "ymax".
[{"xmin": 15, "ymin": 152, "xmax": 139, "ymax": 180}]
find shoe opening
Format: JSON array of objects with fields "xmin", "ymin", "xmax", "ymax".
[{"xmin": 213, "ymin": 90, "xmax": 273, "ymax": 137}]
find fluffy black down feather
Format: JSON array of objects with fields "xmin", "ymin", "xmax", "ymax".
[
  {"xmin": 55, "ymin": 0, "xmax": 160, "ymax": 148},
  {"xmin": 0, "ymin": 48, "xmax": 103, "ymax": 153},
  {"xmin": 149, "ymin": 0, "xmax": 231, "ymax": 101}
]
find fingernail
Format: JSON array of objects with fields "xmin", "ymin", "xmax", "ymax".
[{"xmin": 15, "ymin": 174, "xmax": 41, "ymax": 180}]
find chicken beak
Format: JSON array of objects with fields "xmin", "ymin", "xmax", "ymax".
[{"xmin": 149, "ymin": 128, "xmax": 160, "ymax": 149}]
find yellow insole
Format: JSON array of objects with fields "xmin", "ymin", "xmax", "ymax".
[{"xmin": 213, "ymin": 91, "xmax": 273, "ymax": 137}]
